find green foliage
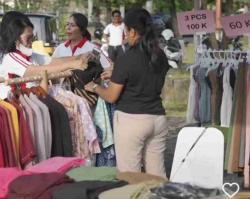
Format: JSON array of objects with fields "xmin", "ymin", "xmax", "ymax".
[
  {"xmin": 105, "ymin": 0, "xmax": 147, "ymax": 8},
  {"xmin": 13, "ymin": 0, "xmax": 43, "ymax": 12},
  {"xmin": 175, "ymin": 0, "xmax": 193, "ymax": 12},
  {"xmin": 153, "ymin": 0, "xmax": 169, "ymax": 13},
  {"xmin": 58, "ymin": 13, "xmax": 70, "ymax": 41},
  {"xmin": 153, "ymin": 0, "xmax": 194, "ymax": 14}
]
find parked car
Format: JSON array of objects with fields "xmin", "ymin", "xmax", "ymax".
[
  {"xmin": 0, "ymin": 13, "xmax": 59, "ymax": 55},
  {"xmin": 28, "ymin": 14, "xmax": 59, "ymax": 55}
]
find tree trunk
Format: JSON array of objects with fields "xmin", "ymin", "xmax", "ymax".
[
  {"xmin": 120, "ymin": 4, "xmax": 125, "ymax": 18},
  {"xmin": 167, "ymin": 0, "xmax": 179, "ymax": 37},
  {"xmin": 145, "ymin": 0, "xmax": 153, "ymax": 14},
  {"xmin": 225, "ymin": 0, "xmax": 233, "ymax": 15},
  {"xmin": 192, "ymin": 0, "xmax": 207, "ymax": 10},
  {"xmin": 1, "ymin": 0, "xmax": 4, "ymax": 13},
  {"xmin": 88, "ymin": 0, "xmax": 93, "ymax": 22}
]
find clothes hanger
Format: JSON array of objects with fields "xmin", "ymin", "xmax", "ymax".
[
  {"xmin": 30, "ymin": 86, "xmax": 47, "ymax": 98},
  {"xmin": 37, "ymin": 86, "xmax": 47, "ymax": 98}
]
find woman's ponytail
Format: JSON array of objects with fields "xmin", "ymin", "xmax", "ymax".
[{"xmin": 124, "ymin": 8, "xmax": 163, "ymax": 72}]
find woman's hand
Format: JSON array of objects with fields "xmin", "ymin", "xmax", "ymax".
[
  {"xmin": 74, "ymin": 53, "xmax": 91, "ymax": 70},
  {"xmin": 101, "ymin": 64, "xmax": 113, "ymax": 80},
  {"xmin": 101, "ymin": 70, "xmax": 113, "ymax": 80},
  {"xmin": 84, "ymin": 81, "xmax": 97, "ymax": 93}
]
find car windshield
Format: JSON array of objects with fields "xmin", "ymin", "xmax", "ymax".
[{"xmin": 29, "ymin": 16, "xmax": 58, "ymax": 45}]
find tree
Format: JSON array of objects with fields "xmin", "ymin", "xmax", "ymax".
[
  {"xmin": 14, "ymin": 0, "xmax": 43, "ymax": 12},
  {"xmin": 166, "ymin": 0, "xmax": 179, "ymax": 37}
]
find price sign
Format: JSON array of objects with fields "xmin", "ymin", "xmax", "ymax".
[
  {"xmin": 221, "ymin": 13, "xmax": 250, "ymax": 37},
  {"xmin": 177, "ymin": 10, "xmax": 215, "ymax": 35}
]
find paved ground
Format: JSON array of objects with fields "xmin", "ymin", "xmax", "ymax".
[{"xmin": 164, "ymin": 117, "xmax": 186, "ymax": 178}]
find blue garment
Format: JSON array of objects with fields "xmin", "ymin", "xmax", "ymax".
[
  {"xmin": 195, "ymin": 67, "xmax": 211, "ymax": 124},
  {"xmin": 105, "ymin": 102, "xmax": 115, "ymax": 131},
  {"xmin": 96, "ymin": 126, "xmax": 116, "ymax": 167},
  {"xmin": 95, "ymin": 102, "xmax": 116, "ymax": 167}
]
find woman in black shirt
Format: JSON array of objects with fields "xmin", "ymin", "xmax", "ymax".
[{"xmin": 85, "ymin": 8, "xmax": 169, "ymax": 178}]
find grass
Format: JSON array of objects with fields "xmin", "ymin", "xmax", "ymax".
[
  {"xmin": 162, "ymin": 70, "xmax": 189, "ymax": 119},
  {"xmin": 163, "ymin": 100, "xmax": 187, "ymax": 118},
  {"xmin": 182, "ymin": 42, "xmax": 195, "ymax": 65},
  {"xmin": 168, "ymin": 69, "xmax": 189, "ymax": 78}
]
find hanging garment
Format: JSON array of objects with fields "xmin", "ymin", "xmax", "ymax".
[
  {"xmin": 96, "ymin": 126, "xmax": 116, "ymax": 167},
  {"xmin": 8, "ymin": 100, "xmax": 36, "ymax": 168},
  {"xmin": 186, "ymin": 65, "xmax": 198, "ymax": 124},
  {"xmin": 94, "ymin": 97, "xmax": 114, "ymax": 148},
  {"xmin": 53, "ymin": 93, "xmax": 86, "ymax": 158},
  {"xmin": 207, "ymin": 64, "xmax": 223, "ymax": 125},
  {"xmin": 23, "ymin": 94, "xmax": 47, "ymax": 162},
  {"xmin": 0, "ymin": 101, "xmax": 20, "ymax": 161},
  {"xmin": 220, "ymin": 66, "xmax": 234, "ymax": 127},
  {"xmin": 224, "ymin": 68, "xmax": 239, "ymax": 171},
  {"xmin": 0, "ymin": 106, "xmax": 17, "ymax": 167},
  {"xmin": 195, "ymin": 67, "xmax": 211, "ymax": 124},
  {"xmin": 65, "ymin": 91, "xmax": 100, "ymax": 155},
  {"xmin": 0, "ymin": 137, "xmax": 4, "ymax": 167},
  {"xmin": 193, "ymin": 65, "xmax": 201, "ymax": 122},
  {"xmin": 29, "ymin": 93, "xmax": 52, "ymax": 158},
  {"xmin": 244, "ymin": 65, "xmax": 250, "ymax": 188},
  {"xmin": 39, "ymin": 96, "xmax": 73, "ymax": 157},
  {"xmin": 105, "ymin": 102, "xmax": 115, "ymax": 131},
  {"xmin": 94, "ymin": 98, "xmax": 116, "ymax": 167},
  {"xmin": 49, "ymin": 86, "xmax": 99, "ymax": 157},
  {"xmin": 19, "ymin": 95, "xmax": 35, "ymax": 145},
  {"xmin": 227, "ymin": 62, "xmax": 247, "ymax": 173},
  {"xmin": 69, "ymin": 61, "xmax": 103, "ymax": 107}
]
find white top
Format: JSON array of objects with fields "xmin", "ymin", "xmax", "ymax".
[
  {"xmin": 0, "ymin": 52, "xmax": 51, "ymax": 99},
  {"xmin": 52, "ymin": 39, "xmax": 95, "ymax": 57},
  {"xmin": 103, "ymin": 23, "xmax": 125, "ymax": 46},
  {"xmin": 52, "ymin": 39, "xmax": 111, "ymax": 69},
  {"xmin": 186, "ymin": 65, "xmax": 198, "ymax": 123},
  {"xmin": 220, "ymin": 66, "xmax": 233, "ymax": 127}
]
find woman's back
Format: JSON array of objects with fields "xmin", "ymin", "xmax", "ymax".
[{"xmin": 111, "ymin": 44, "xmax": 169, "ymax": 115}]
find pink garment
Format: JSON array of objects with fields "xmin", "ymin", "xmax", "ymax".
[
  {"xmin": 26, "ymin": 157, "xmax": 85, "ymax": 174},
  {"xmin": 66, "ymin": 91, "xmax": 100, "ymax": 155},
  {"xmin": 0, "ymin": 167, "xmax": 29, "ymax": 199},
  {"xmin": 49, "ymin": 86, "xmax": 100, "ymax": 156},
  {"xmin": 54, "ymin": 94, "xmax": 86, "ymax": 158}
]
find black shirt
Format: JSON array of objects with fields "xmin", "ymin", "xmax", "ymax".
[
  {"xmin": 111, "ymin": 44, "xmax": 169, "ymax": 115},
  {"xmin": 39, "ymin": 96, "xmax": 73, "ymax": 157}
]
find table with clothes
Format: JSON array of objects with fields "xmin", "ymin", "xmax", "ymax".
[{"xmin": 0, "ymin": 156, "xmax": 230, "ymax": 199}]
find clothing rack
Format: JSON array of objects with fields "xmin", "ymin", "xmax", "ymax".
[
  {"xmin": 0, "ymin": 71, "xmax": 73, "ymax": 92},
  {"xmin": 197, "ymin": 49, "xmax": 250, "ymax": 67},
  {"xmin": 201, "ymin": 50, "xmax": 249, "ymax": 53}
]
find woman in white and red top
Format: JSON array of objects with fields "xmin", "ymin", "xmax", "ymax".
[
  {"xmin": 53, "ymin": 13, "xmax": 110, "ymax": 69},
  {"xmin": 0, "ymin": 11, "xmax": 89, "ymax": 99}
]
